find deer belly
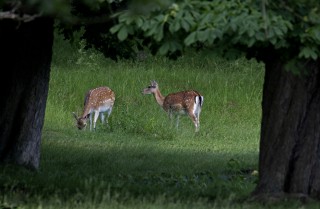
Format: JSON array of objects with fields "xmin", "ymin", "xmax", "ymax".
[
  {"xmin": 167, "ymin": 104, "xmax": 188, "ymax": 115},
  {"xmin": 98, "ymin": 105, "xmax": 111, "ymax": 112},
  {"xmin": 98, "ymin": 101, "xmax": 113, "ymax": 112},
  {"xmin": 178, "ymin": 109, "xmax": 188, "ymax": 115},
  {"xmin": 170, "ymin": 108, "xmax": 187, "ymax": 115}
]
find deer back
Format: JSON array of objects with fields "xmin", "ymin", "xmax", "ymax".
[{"xmin": 163, "ymin": 90, "xmax": 202, "ymax": 113}]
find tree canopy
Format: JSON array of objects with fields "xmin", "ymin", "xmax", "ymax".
[
  {"xmin": 1, "ymin": 0, "xmax": 319, "ymax": 62},
  {"xmin": 110, "ymin": 0, "xmax": 320, "ymax": 63}
]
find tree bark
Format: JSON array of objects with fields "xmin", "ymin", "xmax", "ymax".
[
  {"xmin": 0, "ymin": 17, "xmax": 54, "ymax": 169},
  {"xmin": 253, "ymin": 57, "xmax": 320, "ymax": 200}
]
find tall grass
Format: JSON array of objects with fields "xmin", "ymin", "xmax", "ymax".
[
  {"xmin": 48, "ymin": 32, "xmax": 263, "ymax": 140},
  {"xmin": 4, "ymin": 32, "xmax": 314, "ymax": 209}
]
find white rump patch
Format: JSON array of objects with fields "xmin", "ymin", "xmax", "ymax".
[
  {"xmin": 193, "ymin": 96, "xmax": 203, "ymax": 115},
  {"xmin": 195, "ymin": 96, "xmax": 204, "ymax": 107}
]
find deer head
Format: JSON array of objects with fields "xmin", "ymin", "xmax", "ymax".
[
  {"xmin": 72, "ymin": 112, "xmax": 87, "ymax": 130},
  {"xmin": 142, "ymin": 80, "xmax": 159, "ymax": 94}
]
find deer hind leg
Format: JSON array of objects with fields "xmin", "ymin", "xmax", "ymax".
[
  {"xmin": 106, "ymin": 107, "xmax": 113, "ymax": 124},
  {"xmin": 194, "ymin": 107, "xmax": 201, "ymax": 131},
  {"xmin": 100, "ymin": 112, "xmax": 105, "ymax": 124},
  {"xmin": 193, "ymin": 96, "xmax": 203, "ymax": 132},
  {"xmin": 188, "ymin": 112, "xmax": 199, "ymax": 132}
]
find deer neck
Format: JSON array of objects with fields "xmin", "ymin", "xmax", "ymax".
[
  {"xmin": 81, "ymin": 108, "xmax": 91, "ymax": 119},
  {"xmin": 153, "ymin": 89, "xmax": 165, "ymax": 107},
  {"xmin": 81, "ymin": 99, "xmax": 93, "ymax": 119}
]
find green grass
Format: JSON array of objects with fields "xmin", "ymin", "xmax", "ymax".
[{"xmin": 3, "ymin": 33, "xmax": 317, "ymax": 209}]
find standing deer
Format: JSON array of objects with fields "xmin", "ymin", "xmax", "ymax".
[
  {"xmin": 142, "ymin": 80, "xmax": 204, "ymax": 132},
  {"xmin": 73, "ymin": 86, "xmax": 115, "ymax": 131}
]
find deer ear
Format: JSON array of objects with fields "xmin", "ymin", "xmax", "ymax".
[
  {"xmin": 151, "ymin": 80, "xmax": 158, "ymax": 86},
  {"xmin": 72, "ymin": 112, "xmax": 78, "ymax": 120}
]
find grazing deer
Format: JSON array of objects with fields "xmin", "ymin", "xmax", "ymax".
[
  {"xmin": 73, "ymin": 86, "xmax": 115, "ymax": 131},
  {"xmin": 142, "ymin": 80, "xmax": 204, "ymax": 132}
]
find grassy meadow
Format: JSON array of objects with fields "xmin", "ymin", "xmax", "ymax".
[{"xmin": 3, "ymin": 32, "xmax": 315, "ymax": 208}]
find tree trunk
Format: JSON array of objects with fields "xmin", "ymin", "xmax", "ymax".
[
  {"xmin": 0, "ymin": 17, "xmax": 54, "ymax": 170},
  {"xmin": 253, "ymin": 57, "xmax": 320, "ymax": 200}
]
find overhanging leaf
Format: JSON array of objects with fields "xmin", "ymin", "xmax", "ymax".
[
  {"xmin": 158, "ymin": 42, "xmax": 170, "ymax": 55},
  {"xmin": 117, "ymin": 26, "xmax": 128, "ymax": 41},
  {"xmin": 184, "ymin": 31, "xmax": 196, "ymax": 46},
  {"xmin": 299, "ymin": 46, "xmax": 318, "ymax": 60},
  {"xmin": 110, "ymin": 24, "xmax": 122, "ymax": 34},
  {"xmin": 181, "ymin": 19, "xmax": 190, "ymax": 31}
]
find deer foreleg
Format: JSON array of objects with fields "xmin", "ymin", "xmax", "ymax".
[
  {"xmin": 176, "ymin": 115, "xmax": 180, "ymax": 129},
  {"xmin": 167, "ymin": 110, "xmax": 174, "ymax": 128},
  {"xmin": 89, "ymin": 114, "xmax": 93, "ymax": 131},
  {"xmin": 93, "ymin": 111, "xmax": 100, "ymax": 130}
]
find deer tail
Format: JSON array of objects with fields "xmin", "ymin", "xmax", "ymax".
[{"xmin": 195, "ymin": 95, "xmax": 204, "ymax": 108}]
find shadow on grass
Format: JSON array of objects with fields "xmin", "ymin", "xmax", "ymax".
[{"xmin": 0, "ymin": 131, "xmax": 259, "ymax": 207}]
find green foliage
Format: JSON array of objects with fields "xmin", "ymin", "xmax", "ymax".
[
  {"xmin": 110, "ymin": 0, "xmax": 320, "ymax": 62},
  {"xmin": 2, "ymin": 0, "xmax": 319, "ymax": 63}
]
